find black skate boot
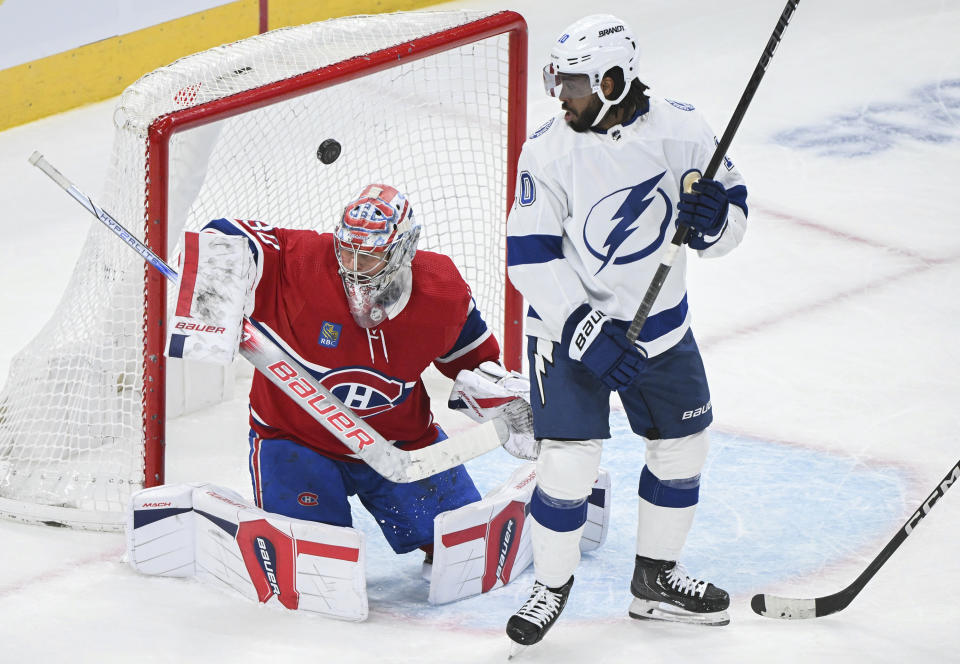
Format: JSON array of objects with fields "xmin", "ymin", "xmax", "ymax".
[
  {"xmin": 629, "ymin": 556, "xmax": 730, "ymax": 626},
  {"xmin": 506, "ymin": 576, "xmax": 574, "ymax": 657}
]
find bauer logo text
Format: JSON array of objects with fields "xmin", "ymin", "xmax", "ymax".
[
  {"xmin": 681, "ymin": 401, "xmax": 712, "ymax": 420},
  {"xmin": 175, "ymin": 322, "xmax": 226, "ymax": 334}
]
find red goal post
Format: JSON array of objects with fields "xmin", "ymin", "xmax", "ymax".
[{"xmin": 0, "ymin": 10, "xmax": 527, "ymax": 530}]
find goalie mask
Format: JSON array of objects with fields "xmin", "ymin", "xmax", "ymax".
[
  {"xmin": 544, "ymin": 14, "xmax": 640, "ymax": 127},
  {"xmin": 334, "ymin": 184, "xmax": 421, "ymax": 328}
]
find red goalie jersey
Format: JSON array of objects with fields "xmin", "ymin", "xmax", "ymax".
[{"xmin": 203, "ymin": 218, "xmax": 500, "ymax": 462}]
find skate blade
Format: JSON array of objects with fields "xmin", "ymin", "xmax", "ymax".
[
  {"xmin": 628, "ymin": 598, "xmax": 730, "ymax": 626},
  {"xmin": 507, "ymin": 641, "xmax": 528, "ymax": 660}
]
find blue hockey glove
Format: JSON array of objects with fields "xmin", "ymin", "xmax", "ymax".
[
  {"xmin": 562, "ymin": 304, "xmax": 646, "ymax": 390},
  {"xmin": 677, "ymin": 177, "xmax": 729, "ymax": 250}
]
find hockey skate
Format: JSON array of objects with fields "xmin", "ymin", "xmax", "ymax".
[
  {"xmin": 628, "ymin": 556, "xmax": 730, "ymax": 626},
  {"xmin": 506, "ymin": 576, "xmax": 574, "ymax": 658}
]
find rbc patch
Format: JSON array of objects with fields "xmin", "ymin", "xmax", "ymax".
[{"xmin": 318, "ymin": 321, "xmax": 342, "ymax": 348}]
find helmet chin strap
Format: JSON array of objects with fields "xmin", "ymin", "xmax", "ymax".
[{"xmin": 590, "ymin": 85, "xmax": 632, "ymax": 128}]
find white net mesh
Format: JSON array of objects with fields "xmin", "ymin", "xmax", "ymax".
[{"xmin": 0, "ymin": 10, "xmax": 520, "ymax": 529}]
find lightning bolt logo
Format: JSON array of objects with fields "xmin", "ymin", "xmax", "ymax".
[
  {"xmin": 533, "ymin": 338, "xmax": 554, "ymax": 407},
  {"xmin": 583, "ymin": 172, "xmax": 671, "ymax": 274}
]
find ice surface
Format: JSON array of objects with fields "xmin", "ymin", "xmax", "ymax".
[{"xmin": 1, "ymin": 0, "xmax": 958, "ymax": 661}]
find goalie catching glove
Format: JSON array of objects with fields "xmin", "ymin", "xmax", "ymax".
[{"xmin": 449, "ymin": 361, "xmax": 538, "ymax": 460}]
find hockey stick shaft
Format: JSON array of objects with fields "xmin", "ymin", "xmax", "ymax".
[
  {"xmin": 29, "ymin": 151, "xmax": 499, "ymax": 484},
  {"xmin": 752, "ymin": 457, "xmax": 960, "ymax": 619},
  {"xmin": 626, "ymin": 0, "xmax": 799, "ymax": 343}
]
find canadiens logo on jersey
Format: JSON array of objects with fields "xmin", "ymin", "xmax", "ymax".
[
  {"xmin": 320, "ymin": 367, "xmax": 410, "ymax": 417},
  {"xmin": 583, "ymin": 171, "xmax": 673, "ymax": 274},
  {"xmin": 318, "ymin": 321, "xmax": 342, "ymax": 348},
  {"xmin": 297, "ymin": 492, "xmax": 319, "ymax": 506}
]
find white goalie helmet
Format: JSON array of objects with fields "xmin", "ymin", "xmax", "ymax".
[
  {"xmin": 544, "ymin": 14, "xmax": 640, "ymax": 126},
  {"xmin": 334, "ymin": 183, "xmax": 421, "ymax": 328}
]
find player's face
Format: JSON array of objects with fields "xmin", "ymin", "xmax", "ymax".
[
  {"xmin": 336, "ymin": 244, "xmax": 388, "ymax": 280},
  {"xmin": 560, "ymin": 89, "xmax": 603, "ymax": 133}
]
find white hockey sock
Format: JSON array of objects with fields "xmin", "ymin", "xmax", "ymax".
[
  {"xmin": 635, "ymin": 500, "xmax": 696, "ymax": 562},
  {"xmin": 532, "ymin": 517, "xmax": 585, "ymax": 588}
]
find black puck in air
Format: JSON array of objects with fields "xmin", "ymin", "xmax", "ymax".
[{"xmin": 317, "ymin": 138, "xmax": 342, "ymax": 164}]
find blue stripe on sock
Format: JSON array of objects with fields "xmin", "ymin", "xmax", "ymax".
[
  {"xmin": 530, "ymin": 486, "xmax": 588, "ymax": 532},
  {"xmin": 638, "ymin": 466, "xmax": 700, "ymax": 508}
]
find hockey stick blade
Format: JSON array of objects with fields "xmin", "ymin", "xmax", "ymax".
[
  {"xmin": 626, "ymin": 0, "xmax": 799, "ymax": 342},
  {"xmin": 29, "ymin": 151, "xmax": 502, "ymax": 483},
  {"xmin": 752, "ymin": 457, "xmax": 960, "ymax": 619}
]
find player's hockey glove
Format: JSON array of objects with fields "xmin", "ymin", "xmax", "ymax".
[
  {"xmin": 562, "ymin": 304, "xmax": 646, "ymax": 390},
  {"xmin": 677, "ymin": 177, "xmax": 729, "ymax": 250}
]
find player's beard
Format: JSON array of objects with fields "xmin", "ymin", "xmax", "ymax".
[
  {"xmin": 341, "ymin": 266, "xmax": 411, "ymax": 328},
  {"xmin": 564, "ymin": 95, "xmax": 604, "ymax": 133}
]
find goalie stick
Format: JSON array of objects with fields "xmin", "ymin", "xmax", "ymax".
[
  {"xmin": 752, "ymin": 457, "xmax": 960, "ymax": 619},
  {"xmin": 29, "ymin": 151, "xmax": 501, "ymax": 484},
  {"xmin": 626, "ymin": 0, "xmax": 799, "ymax": 342}
]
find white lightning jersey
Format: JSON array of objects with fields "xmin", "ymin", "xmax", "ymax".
[{"xmin": 507, "ymin": 94, "xmax": 748, "ymax": 358}]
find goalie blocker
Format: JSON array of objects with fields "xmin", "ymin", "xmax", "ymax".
[{"xmin": 127, "ymin": 467, "xmax": 611, "ymax": 617}]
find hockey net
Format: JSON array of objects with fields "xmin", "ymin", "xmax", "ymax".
[{"xmin": 0, "ymin": 10, "xmax": 527, "ymax": 530}]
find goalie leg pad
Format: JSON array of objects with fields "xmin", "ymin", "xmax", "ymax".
[
  {"xmin": 429, "ymin": 462, "xmax": 537, "ymax": 605},
  {"xmin": 579, "ymin": 467, "xmax": 611, "ymax": 553},
  {"xmin": 193, "ymin": 486, "xmax": 367, "ymax": 620},
  {"xmin": 127, "ymin": 483, "xmax": 368, "ymax": 621},
  {"xmin": 127, "ymin": 483, "xmax": 202, "ymax": 577},
  {"xmin": 429, "ymin": 462, "xmax": 612, "ymax": 604}
]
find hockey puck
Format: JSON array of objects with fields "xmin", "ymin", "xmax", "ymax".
[{"xmin": 317, "ymin": 138, "xmax": 342, "ymax": 165}]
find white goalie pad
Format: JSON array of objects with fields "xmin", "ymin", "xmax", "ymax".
[
  {"xmin": 428, "ymin": 464, "xmax": 611, "ymax": 604},
  {"xmin": 449, "ymin": 361, "xmax": 538, "ymax": 460},
  {"xmin": 127, "ymin": 483, "xmax": 198, "ymax": 577},
  {"xmin": 128, "ymin": 483, "xmax": 367, "ymax": 621},
  {"xmin": 166, "ymin": 231, "xmax": 254, "ymax": 365},
  {"xmin": 580, "ymin": 464, "xmax": 611, "ymax": 552}
]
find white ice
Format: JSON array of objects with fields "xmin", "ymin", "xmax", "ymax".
[{"xmin": 1, "ymin": 0, "xmax": 959, "ymax": 662}]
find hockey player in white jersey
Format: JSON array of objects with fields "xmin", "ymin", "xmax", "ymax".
[{"xmin": 505, "ymin": 14, "xmax": 748, "ymax": 652}]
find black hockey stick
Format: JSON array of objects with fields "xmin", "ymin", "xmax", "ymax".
[
  {"xmin": 626, "ymin": 0, "xmax": 799, "ymax": 343},
  {"xmin": 752, "ymin": 458, "xmax": 960, "ymax": 619}
]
